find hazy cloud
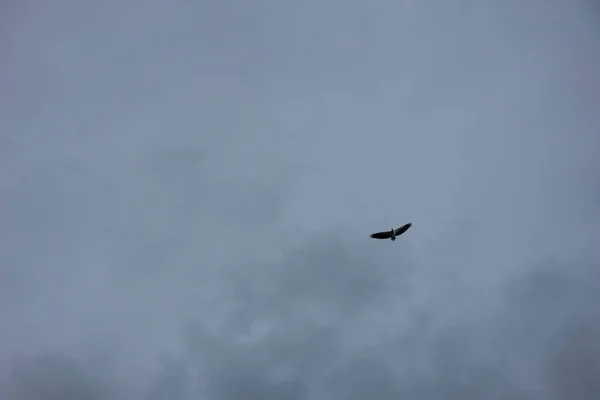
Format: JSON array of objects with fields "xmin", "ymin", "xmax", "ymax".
[{"xmin": 1, "ymin": 0, "xmax": 598, "ymax": 399}]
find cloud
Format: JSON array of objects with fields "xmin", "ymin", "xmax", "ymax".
[
  {"xmin": 1, "ymin": 230, "xmax": 599, "ymax": 399},
  {"xmin": 1, "ymin": 0, "xmax": 599, "ymax": 399},
  {"xmin": 4, "ymin": 353, "xmax": 118, "ymax": 400}
]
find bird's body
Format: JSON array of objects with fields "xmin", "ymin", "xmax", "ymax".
[{"xmin": 370, "ymin": 223, "xmax": 412, "ymax": 241}]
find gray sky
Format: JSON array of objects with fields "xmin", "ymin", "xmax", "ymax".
[{"xmin": 1, "ymin": 0, "xmax": 599, "ymax": 399}]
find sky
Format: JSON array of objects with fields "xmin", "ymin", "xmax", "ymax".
[{"xmin": 1, "ymin": 0, "xmax": 599, "ymax": 399}]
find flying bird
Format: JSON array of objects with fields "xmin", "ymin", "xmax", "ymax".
[{"xmin": 370, "ymin": 223, "xmax": 412, "ymax": 241}]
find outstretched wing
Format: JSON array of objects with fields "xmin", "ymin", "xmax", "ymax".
[
  {"xmin": 394, "ymin": 223, "xmax": 412, "ymax": 236},
  {"xmin": 370, "ymin": 231, "xmax": 391, "ymax": 239}
]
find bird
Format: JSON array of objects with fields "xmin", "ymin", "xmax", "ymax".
[{"xmin": 370, "ymin": 223, "xmax": 412, "ymax": 241}]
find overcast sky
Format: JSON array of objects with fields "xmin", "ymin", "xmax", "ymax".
[{"xmin": 1, "ymin": 0, "xmax": 599, "ymax": 399}]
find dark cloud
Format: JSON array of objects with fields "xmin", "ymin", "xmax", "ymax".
[
  {"xmin": 1, "ymin": 230, "xmax": 599, "ymax": 399},
  {"xmin": 3, "ymin": 354, "xmax": 118, "ymax": 400}
]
